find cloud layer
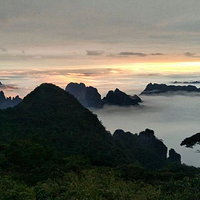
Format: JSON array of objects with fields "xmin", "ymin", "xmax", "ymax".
[
  {"xmin": 0, "ymin": 82, "xmax": 18, "ymax": 90},
  {"xmin": 94, "ymin": 95, "xmax": 200, "ymax": 167}
]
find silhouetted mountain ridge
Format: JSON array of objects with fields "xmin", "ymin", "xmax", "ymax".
[
  {"xmin": 66, "ymin": 82, "xmax": 103, "ymax": 108},
  {"xmin": 66, "ymin": 82, "xmax": 142, "ymax": 107},
  {"xmin": 103, "ymin": 88, "xmax": 141, "ymax": 106},
  {"xmin": 0, "ymin": 90, "xmax": 22, "ymax": 109},
  {"xmin": 141, "ymin": 83, "xmax": 200, "ymax": 95},
  {"xmin": 113, "ymin": 128, "xmax": 181, "ymax": 169}
]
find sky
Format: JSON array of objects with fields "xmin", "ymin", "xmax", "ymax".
[{"xmin": 1, "ymin": 0, "xmax": 200, "ymax": 96}]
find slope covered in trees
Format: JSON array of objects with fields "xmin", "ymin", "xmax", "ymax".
[{"xmin": 0, "ymin": 83, "xmax": 126, "ymax": 166}]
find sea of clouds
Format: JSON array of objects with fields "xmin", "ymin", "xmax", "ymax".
[{"xmin": 94, "ymin": 94, "xmax": 200, "ymax": 167}]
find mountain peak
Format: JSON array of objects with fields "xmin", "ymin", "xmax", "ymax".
[
  {"xmin": 65, "ymin": 82, "xmax": 102, "ymax": 108},
  {"xmin": 19, "ymin": 83, "xmax": 82, "ymax": 111},
  {"xmin": 1, "ymin": 83, "xmax": 125, "ymax": 166}
]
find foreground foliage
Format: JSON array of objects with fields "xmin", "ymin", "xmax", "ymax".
[
  {"xmin": 0, "ymin": 141, "xmax": 200, "ymax": 200},
  {"xmin": 1, "ymin": 167, "xmax": 200, "ymax": 200}
]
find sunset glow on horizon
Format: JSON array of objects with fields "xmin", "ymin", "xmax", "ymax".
[{"xmin": 1, "ymin": 0, "xmax": 200, "ymax": 98}]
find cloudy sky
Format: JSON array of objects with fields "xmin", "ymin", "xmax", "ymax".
[{"xmin": 1, "ymin": 0, "xmax": 200, "ymax": 96}]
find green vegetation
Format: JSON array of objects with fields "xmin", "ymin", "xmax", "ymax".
[
  {"xmin": 0, "ymin": 148, "xmax": 200, "ymax": 200},
  {"xmin": 0, "ymin": 83, "xmax": 199, "ymax": 199},
  {"xmin": 0, "ymin": 83, "xmax": 126, "ymax": 166}
]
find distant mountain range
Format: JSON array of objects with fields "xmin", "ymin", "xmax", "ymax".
[
  {"xmin": 102, "ymin": 88, "xmax": 142, "ymax": 106},
  {"xmin": 66, "ymin": 82, "xmax": 200, "ymax": 108},
  {"xmin": 0, "ymin": 90, "xmax": 22, "ymax": 109},
  {"xmin": 1, "ymin": 81, "xmax": 142, "ymax": 110},
  {"xmin": 66, "ymin": 82, "xmax": 142, "ymax": 108},
  {"xmin": 2, "ymin": 81, "xmax": 200, "ymax": 110},
  {"xmin": 141, "ymin": 83, "xmax": 200, "ymax": 95}
]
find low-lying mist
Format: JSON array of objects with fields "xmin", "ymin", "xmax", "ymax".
[{"xmin": 93, "ymin": 94, "xmax": 200, "ymax": 167}]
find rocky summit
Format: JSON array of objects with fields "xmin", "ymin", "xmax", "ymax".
[
  {"xmin": 0, "ymin": 91, "xmax": 22, "ymax": 109},
  {"xmin": 113, "ymin": 128, "xmax": 181, "ymax": 169},
  {"xmin": 103, "ymin": 88, "xmax": 141, "ymax": 106},
  {"xmin": 66, "ymin": 82, "xmax": 103, "ymax": 108}
]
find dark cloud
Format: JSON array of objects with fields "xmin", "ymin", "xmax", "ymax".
[
  {"xmin": 150, "ymin": 53, "xmax": 164, "ymax": 56},
  {"xmin": 0, "ymin": 82, "xmax": 18, "ymax": 90},
  {"xmin": 119, "ymin": 52, "xmax": 147, "ymax": 57},
  {"xmin": 184, "ymin": 52, "xmax": 200, "ymax": 58},
  {"xmin": 86, "ymin": 50, "xmax": 104, "ymax": 56},
  {"xmin": 172, "ymin": 81, "xmax": 200, "ymax": 84}
]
